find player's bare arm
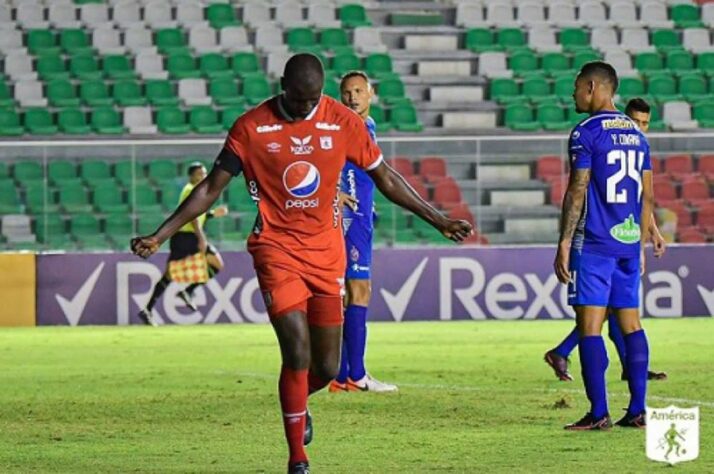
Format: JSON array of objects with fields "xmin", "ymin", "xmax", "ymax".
[
  {"xmin": 131, "ymin": 166, "xmax": 234, "ymax": 259},
  {"xmin": 554, "ymin": 168, "xmax": 591, "ymax": 283},
  {"xmin": 368, "ymin": 161, "xmax": 473, "ymax": 242},
  {"xmin": 649, "ymin": 213, "xmax": 665, "ymax": 257},
  {"xmin": 640, "ymin": 170, "xmax": 655, "ymax": 274}
]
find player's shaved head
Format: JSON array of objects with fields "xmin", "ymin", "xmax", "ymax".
[
  {"xmin": 577, "ymin": 61, "xmax": 619, "ymax": 93},
  {"xmin": 573, "ymin": 61, "xmax": 619, "ymax": 114},
  {"xmin": 280, "ymin": 53, "xmax": 325, "ymax": 120}
]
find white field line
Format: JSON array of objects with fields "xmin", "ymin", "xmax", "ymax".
[{"xmin": 234, "ymin": 371, "xmax": 714, "ymax": 409}]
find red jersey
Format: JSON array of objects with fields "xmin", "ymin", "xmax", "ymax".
[{"xmin": 223, "ymin": 95, "xmax": 383, "ymax": 274}]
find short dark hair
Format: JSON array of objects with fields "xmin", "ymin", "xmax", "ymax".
[
  {"xmin": 187, "ymin": 161, "xmax": 204, "ymax": 176},
  {"xmin": 283, "ymin": 53, "xmax": 324, "ymax": 83},
  {"xmin": 577, "ymin": 61, "xmax": 619, "ymax": 93},
  {"xmin": 625, "ymin": 97, "xmax": 651, "ymax": 116},
  {"xmin": 340, "ymin": 70, "xmax": 370, "ymax": 90}
]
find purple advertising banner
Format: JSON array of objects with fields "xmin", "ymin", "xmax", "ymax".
[{"xmin": 36, "ymin": 245, "xmax": 714, "ymax": 326}]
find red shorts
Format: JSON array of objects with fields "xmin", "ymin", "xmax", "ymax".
[{"xmin": 255, "ymin": 262, "xmax": 344, "ymax": 326}]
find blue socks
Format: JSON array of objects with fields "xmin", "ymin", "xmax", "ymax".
[
  {"xmin": 336, "ymin": 305, "xmax": 368, "ymax": 383},
  {"xmin": 624, "ymin": 329, "xmax": 649, "ymax": 416},
  {"xmin": 554, "ymin": 327, "xmax": 580, "ymax": 358},
  {"xmin": 607, "ymin": 313, "xmax": 628, "ymax": 370},
  {"xmin": 579, "ymin": 335, "xmax": 610, "ymax": 419}
]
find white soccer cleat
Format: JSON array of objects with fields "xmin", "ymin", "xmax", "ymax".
[{"xmin": 347, "ymin": 374, "xmax": 398, "ymax": 393}]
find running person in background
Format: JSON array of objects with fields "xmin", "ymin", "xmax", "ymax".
[
  {"xmin": 131, "ymin": 54, "xmax": 472, "ymax": 473},
  {"xmin": 544, "ymin": 97, "xmax": 667, "ymax": 383},
  {"xmin": 329, "ymin": 71, "xmax": 397, "ymax": 393},
  {"xmin": 554, "ymin": 62, "xmax": 654, "ymax": 430},
  {"xmin": 137, "ymin": 162, "xmax": 228, "ymax": 326}
]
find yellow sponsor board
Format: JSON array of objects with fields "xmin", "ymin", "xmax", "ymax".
[{"xmin": 0, "ymin": 253, "xmax": 36, "ymax": 326}]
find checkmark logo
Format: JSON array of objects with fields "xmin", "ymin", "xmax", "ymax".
[
  {"xmin": 55, "ymin": 262, "xmax": 105, "ymax": 326},
  {"xmin": 379, "ymin": 258, "xmax": 428, "ymax": 322},
  {"xmin": 697, "ymin": 285, "xmax": 714, "ymax": 316}
]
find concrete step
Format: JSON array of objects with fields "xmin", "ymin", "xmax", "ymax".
[
  {"xmin": 441, "ymin": 111, "xmax": 497, "ymax": 129},
  {"xmin": 485, "ymin": 231, "xmax": 557, "ymax": 245},
  {"xmin": 490, "ymin": 189, "xmax": 546, "ymax": 207},
  {"xmin": 476, "ymin": 163, "xmax": 531, "ymax": 181},
  {"xmin": 428, "ymin": 85, "xmax": 484, "ymax": 102},
  {"xmin": 404, "ymin": 34, "xmax": 459, "ymax": 52},
  {"xmin": 504, "ymin": 217, "xmax": 558, "ymax": 235}
]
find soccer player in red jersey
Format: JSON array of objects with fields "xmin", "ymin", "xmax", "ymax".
[{"xmin": 132, "ymin": 54, "xmax": 472, "ymax": 473}]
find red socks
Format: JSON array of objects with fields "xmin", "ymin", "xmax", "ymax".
[
  {"xmin": 279, "ymin": 367, "xmax": 308, "ymax": 465},
  {"xmin": 308, "ymin": 372, "xmax": 330, "ymax": 395}
]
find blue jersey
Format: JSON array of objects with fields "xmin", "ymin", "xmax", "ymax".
[
  {"xmin": 340, "ymin": 116, "xmax": 377, "ymax": 225},
  {"xmin": 570, "ymin": 111, "xmax": 651, "ymax": 257}
]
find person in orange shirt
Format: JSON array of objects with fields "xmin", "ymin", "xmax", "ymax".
[{"xmin": 132, "ymin": 53, "xmax": 472, "ymax": 474}]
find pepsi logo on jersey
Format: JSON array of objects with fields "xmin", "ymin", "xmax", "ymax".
[{"xmin": 282, "ymin": 161, "xmax": 320, "ymax": 209}]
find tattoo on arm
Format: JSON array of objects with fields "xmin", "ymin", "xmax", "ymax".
[{"xmin": 558, "ymin": 169, "xmax": 591, "ymax": 244}]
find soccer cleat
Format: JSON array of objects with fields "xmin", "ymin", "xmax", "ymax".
[
  {"xmin": 288, "ymin": 461, "xmax": 310, "ymax": 474},
  {"xmin": 620, "ymin": 370, "xmax": 668, "ymax": 381},
  {"xmin": 564, "ymin": 412, "xmax": 612, "ymax": 431},
  {"xmin": 303, "ymin": 409, "xmax": 313, "ymax": 446},
  {"xmin": 178, "ymin": 290, "xmax": 197, "ymax": 312},
  {"xmin": 346, "ymin": 374, "xmax": 398, "ymax": 392},
  {"xmin": 615, "ymin": 412, "xmax": 646, "ymax": 429},
  {"xmin": 137, "ymin": 309, "xmax": 158, "ymax": 327},
  {"xmin": 544, "ymin": 350, "xmax": 574, "ymax": 382},
  {"xmin": 328, "ymin": 380, "xmax": 348, "ymax": 392}
]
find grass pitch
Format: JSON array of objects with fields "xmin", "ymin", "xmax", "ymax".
[{"xmin": 0, "ymin": 319, "xmax": 712, "ymax": 473}]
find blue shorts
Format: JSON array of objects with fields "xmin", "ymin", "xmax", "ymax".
[
  {"xmin": 344, "ymin": 216, "xmax": 373, "ymax": 280},
  {"xmin": 567, "ymin": 249, "xmax": 640, "ymax": 309}
]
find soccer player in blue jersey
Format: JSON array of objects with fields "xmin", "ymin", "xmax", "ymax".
[
  {"xmin": 329, "ymin": 71, "xmax": 397, "ymax": 393},
  {"xmin": 545, "ymin": 98, "xmax": 667, "ymax": 383},
  {"xmin": 555, "ymin": 62, "xmax": 654, "ymax": 430}
]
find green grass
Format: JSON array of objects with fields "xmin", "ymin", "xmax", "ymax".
[{"xmin": 0, "ymin": 319, "xmax": 712, "ymax": 473}]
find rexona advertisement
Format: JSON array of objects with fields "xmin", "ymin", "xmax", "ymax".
[{"xmin": 36, "ymin": 246, "xmax": 714, "ymax": 326}]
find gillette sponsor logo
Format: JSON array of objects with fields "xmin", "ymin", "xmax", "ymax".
[
  {"xmin": 283, "ymin": 161, "xmax": 320, "ymax": 209},
  {"xmin": 316, "ymin": 122, "xmax": 341, "ymax": 131},
  {"xmin": 256, "ymin": 124, "xmax": 283, "ymax": 133}
]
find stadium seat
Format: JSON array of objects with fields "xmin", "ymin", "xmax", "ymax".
[
  {"xmin": 157, "ymin": 29, "xmax": 189, "ymax": 56},
  {"xmin": 37, "ymin": 55, "xmax": 70, "ymax": 81},
  {"xmin": 199, "ymin": 53, "xmax": 231, "ymax": 79},
  {"xmin": 58, "ymin": 108, "xmax": 91, "ymax": 134},
  {"xmin": 189, "ymin": 25, "xmax": 221, "ymax": 54},
  {"xmin": 353, "ymin": 27, "xmax": 388, "ymax": 54},
  {"xmin": 222, "ymin": 106, "xmax": 245, "ymax": 131},
  {"xmin": 497, "ymin": 28, "xmax": 526, "ymax": 51},
  {"xmin": 664, "ymin": 154, "xmax": 694, "ymax": 180},
  {"xmin": 419, "ymin": 157, "xmax": 447, "ymax": 180},
  {"xmin": 0, "ymin": 82, "xmax": 14, "ymax": 108},
  {"xmin": 160, "ymin": 182, "xmax": 181, "ymax": 210},
  {"xmin": 34, "ymin": 215, "xmax": 66, "ymax": 244},
  {"xmin": 652, "ymin": 29, "xmax": 682, "ymax": 52},
  {"xmin": 333, "ymin": 52, "xmax": 362, "ymax": 76},
  {"xmin": 59, "ymin": 182, "xmax": 92, "ymax": 213},
  {"xmin": 133, "ymin": 184, "xmax": 162, "ymax": 213},
  {"xmin": 178, "ymin": 78, "xmax": 211, "ymax": 106},
  {"xmin": 640, "ymin": 2, "xmax": 674, "ymax": 29},
  {"xmin": 388, "ymin": 157, "xmax": 414, "ymax": 177},
  {"xmin": 693, "ymin": 102, "xmax": 714, "ymax": 128},
  {"xmin": 489, "ymin": 78, "xmax": 519, "ymax": 103},
  {"xmin": 243, "ymin": 76, "xmax": 272, "ymax": 105},
  {"xmin": 208, "ymin": 79, "xmax": 243, "ymax": 106},
  {"xmin": 105, "ymin": 213, "xmax": 134, "ymax": 245},
  {"xmin": 70, "ymin": 54, "xmax": 102, "ymax": 80},
  {"xmin": 80, "ymin": 160, "xmax": 112, "ymax": 184},
  {"xmin": 146, "ymin": 160, "xmax": 177, "ymax": 182},
  {"xmin": 697, "ymin": 155, "xmax": 714, "ymax": 180},
  {"xmin": 369, "ymin": 104, "xmax": 391, "ymax": 132},
  {"xmin": 24, "ymin": 109, "xmax": 58, "ymax": 135},
  {"xmin": 554, "ymin": 76, "xmax": 575, "ymax": 102},
  {"xmin": 663, "ymin": 101, "xmax": 698, "ymax": 130},
  {"xmin": 683, "ymin": 28, "xmax": 712, "ymax": 54},
  {"xmin": 28, "ymin": 29, "xmax": 59, "ymax": 56},
  {"xmin": 167, "ymin": 54, "xmax": 201, "ymax": 79},
  {"xmin": 697, "ymin": 202, "xmax": 714, "ymax": 235},
  {"xmin": 0, "ymin": 110, "xmax": 24, "ymax": 136},
  {"xmin": 124, "ymin": 27, "xmax": 155, "ymax": 55},
  {"xmin": 219, "ymin": 26, "xmax": 252, "ymax": 54},
  {"xmin": 92, "ymin": 26, "xmax": 124, "ymax": 55},
  {"xmin": 124, "ymin": 106, "xmax": 157, "ymax": 135},
  {"xmin": 144, "ymin": 2, "xmax": 177, "ymax": 30},
  {"xmin": 573, "ymin": 50, "xmax": 601, "ymax": 70},
  {"xmin": 405, "ymin": 176, "xmax": 429, "ymax": 201},
  {"xmin": 648, "ymin": 74, "xmax": 680, "ymax": 102},
  {"xmin": 146, "ymin": 80, "xmax": 179, "ymax": 106},
  {"xmin": 206, "ymin": 3, "xmax": 240, "ymax": 29},
  {"xmin": 365, "ymin": 53, "xmax": 395, "ymax": 79},
  {"xmin": 456, "ymin": 3, "xmax": 486, "ymax": 28},
  {"xmin": 287, "ymin": 27, "xmax": 318, "ymax": 52},
  {"xmin": 537, "ymin": 104, "xmax": 570, "ymax": 130},
  {"xmin": 113, "ymin": 80, "xmax": 147, "ymax": 107},
  {"xmin": 432, "ymin": 178, "xmax": 462, "ymax": 207},
  {"xmin": 15, "ymin": 80, "xmax": 48, "ymax": 108},
  {"xmin": 231, "ymin": 52, "xmax": 262, "ymax": 78},
  {"xmin": 0, "ymin": 183, "xmax": 21, "ymax": 214},
  {"xmin": 677, "ymin": 226, "xmax": 706, "ymax": 243},
  {"xmin": 465, "ymin": 28, "xmax": 497, "ymax": 53},
  {"xmin": 560, "ymin": 28, "xmax": 589, "ymax": 51},
  {"xmin": 536, "ymin": 155, "xmax": 564, "ymax": 180},
  {"xmin": 654, "ymin": 177, "xmax": 678, "ymax": 203},
  {"xmin": 60, "ymin": 29, "xmax": 92, "ymax": 55},
  {"xmin": 635, "ymin": 52, "xmax": 664, "ymax": 72},
  {"xmin": 190, "ymin": 106, "xmax": 222, "ymax": 134},
  {"xmin": 103, "ymin": 55, "xmax": 136, "ymax": 80},
  {"xmin": 323, "ymin": 79, "xmax": 339, "ymax": 99},
  {"xmin": 666, "ymin": 50, "xmax": 695, "ymax": 74},
  {"xmin": 320, "ymin": 28, "xmax": 351, "ymax": 54},
  {"xmin": 671, "ymin": 4, "xmax": 703, "ymax": 29},
  {"xmin": 509, "ymin": 50, "xmax": 539, "ymax": 77},
  {"xmin": 340, "ymin": 4, "xmax": 372, "ymax": 28},
  {"xmin": 680, "ymin": 175, "xmax": 710, "ymax": 206},
  {"xmin": 618, "ymin": 76, "xmax": 647, "ymax": 100},
  {"xmin": 504, "ymin": 103, "xmax": 539, "ymax": 131},
  {"xmin": 522, "ymin": 76, "xmax": 554, "ymax": 103},
  {"xmin": 47, "ymin": 160, "xmax": 78, "ymax": 186},
  {"xmin": 378, "ymin": 78, "xmax": 406, "ymax": 104},
  {"xmin": 47, "ymin": 80, "xmax": 81, "ymax": 107},
  {"xmin": 390, "ymin": 103, "xmax": 423, "ymax": 132},
  {"xmin": 679, "ymin": 73, "xmax": 708, "ymax": 102},
  {"xmin": 71, "ymin": 213, "xmax": 101, "ymax": 237},
  {"xmin": 157, "ymin": 107, "xmax": 190, "ymax": 134},
  {"xmin": 91, "ymin": 107, "xmax": 125, "ymax": 134},
  {"xmin": 697, "ymin": 52, "xmax": 714, "ymax": 76}
]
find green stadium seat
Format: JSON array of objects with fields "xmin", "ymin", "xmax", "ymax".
[
  {"xmin": 156, "ymin": 28, "xmax": 189, "ymax": 55},
  {"xmin": 323, "ymin": 78, "xmax": 340, "ymax": 99},
  {"xmin": 113, "ymin": 80, "xmax": 147, "ymax": 106},
  {"xmin": 537, "ymin": 104, "xmax": 570, "ymax": 130},
  {"xmin": 80, "ymin": 160, "xmax": 112, "ymax": 183},
  {"xmin": 58, "ymin": 108, "xmax": 90, "ymax": 134},
  {"xmin": 567, "ymin": 106, "xmax": 588, "ymax": 126},
  {"xmin": 231, "ymin": 52, "xmax": 261, "ymax": 78},
  {"xmin": 369, "ymin": 103, "xmax": 391, "ymax": 132},
  {"xmin": 340, "ymin": 4, "xmax": 371, "ymax": 28},
  {"xmin": 648, "ymin": 74, "xmax": 680, "ymax": 102},
  {"xmin": 619, "ymin": 76, "xmax": 646, "ymax": 98},
  {"xmin": 287, "ymin": 28, "xmax": 318, "ymax": 52},
  {"xmin": 34, "ymin": 214, "xmax": 65, "ymax": 243},
  {"xmin": 365, "ymin": 53, "xmax": 395, "ymax": 79},
  {"xmin": 37, "ymin": 55, "xmax": 70, "ymax": 81},
  {"xmin": 243, "ymin": 75, "xmax": 271, "ymax": 105},
  {"xmin": 0, "ymin": 82, "xmax": 15, "ymax": 107},
  {"xmin": 221, "ymin": 105, "xmax": 245, "ymax": 130},
  {"xmin": 541, "ymin": 52, "xmax": 572, "ymax": 77},
  {"xmin": 190, "ymin": 106, "xmax": 222, "ymax": 134},
  {"xmin": 133, "ymin": 183, "xmax": 162, "ymax": 212},
  {"xmin": 465, "ymin": 28, "xmax": 499, "ymax": 53},
  {"xmin": 114, "ymin": 161, "xmax": 147, "ymax": 187},
  {"xmin": 70, "ymin": 54, "xmax": 102, "ymax": 80},
  {"xmin": 679, "ymin": 73, "xmax": 708, "ymax": 102},
  {"xmin": 27, "ymin": 29, "xmax": 60, "ymax": 56},
  {"xmin": 497, "ymin": 28, "xmax": 526, "ymax": 51},
  {"xmin": 146, "ymin": 79, "xmax": 179, "ymax": 106},
  {"xmin": 24, "ymin": 109, "xmax": 58, "ymax": 135},
  {"xmin": 504, "ymin": 103, "xmax": 539, "ymax": 131},
  {"xmin": 697, "ymin": 52, "xmax": 714, "ymax": 75},
  {"xmin": 377, "ymin": 77, "xmax": 407, "ymax": 104},
  {"xmin": 14, "ymin": 162, "xmax": 43, "ymax": 183},
  {"xmin": 666, "ymin": 50, "xmax": 695, "ymax": 73},
  {"xmin": 0, "ymin": 110, "xmax": 24, "ymax": 136},
  {"xmin": 693, "ymin": 102, "xmax": 714, "ymax": 128},
  {"xmin": 105, "ymin": 214, "xmax": 134, "ymax": 240},
  {"xmin": 90, "ymin": 107, "xmax": 125, "ymax": 134},
  {"xmin": 652, "ymin": 29, "xmax": 681, "ymax": 52},
  {"xmin": 489, "ymin": 78, "xmax": 519, "ymax": 103},
  {"xmin": 522, "ymin": 76, "xmax": 554, "ymax": 103},
  {"xmin": 332, "ymin": 52, "xmax": 361, "ymax": 76},
  {"xmin": 509, "ymin": 50, "xmax": 539, "ymax": 77},
  {"xmin": 159, "ymin": 182, "xmax": 181, "ymax": 209},
  {"xmin": 209, "ymin": 79, "xmax": 244, "ymax": 106},
  {"xmin": 167, "ymin": 53, "xmax": 201, "ymax": 79},
  {"xmin": 671, "ymin": 4, "xmax": 703, "ymax": 29},
  {"xmin": 103, "ymin": 55, "xmax": 136, "ymax": 79},
  {"xmin": 0, "ymin": 182, "xmax": 21, "ymax": 213},
  {"xmin": 635, "ymin": 52, "xmax": 664, "ymax": 72},
  {"xmin": 59, "ymin": 182, "xmax": 92, "ymax": 212},
  {"xmin": 199, "ymin": 53, "xmax": 232, "ymax": 79},
  {"xmin": 390, "ymin": 103, "xmax": 423, "ymax": 132},
  {"xmin": 573, "ymin": 50, "xmax": 601, "ymax": 70},
  {"xmin": 25, "ymin": 182, "xmax": 59, "ymax": 214},
  {"xmin": 206, "ymin": 4, "xmax": 240, "ymax": 29},
  {"xmin": 60, "ymin": 29, "xmax": 92, "ymax": 55},
  {"xmin": 553, "ymin": 75, "xmax": 574, "ymax": 102},
  {"xmin": 93, "ymin": 183, "xmax": 128, "ymax": 213},
  {"xmin": 47, "ymin": 79, "xmax": 81, "ymax": 107},
  {"xmin": 646, "ymin": 103, "xmax": 665, "ymax": 130},
  {"xmin": 320, "ymin": 28, "xmax": 351, "ymax": 54},
  {"xmin": 80, "ymin": 80, "xmax": 113, "ymax": 106},
  {"xmin": 0, "ymin": 162, "xmax": 8, "ymax": 180},
  {"xmin": 70, "ymin": 213, "xmax": 101, "ymax": 237},
  {"xmin": 157, "ymin": 107, "xmax": 190, "ymax": 134},
  {"xmin": 559, "ymin": 28, "xmax": 589, "ymax": 51},
  {"xmin": 137, "ymin": 213, "xmax": 165, "ymax": 235}
]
